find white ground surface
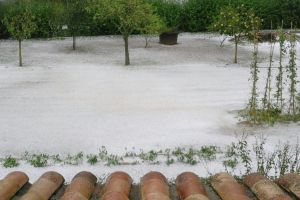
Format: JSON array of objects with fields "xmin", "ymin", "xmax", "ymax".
[{"xmin": 0, "ymin": 33, "xmax": 299, "ymax": 182}]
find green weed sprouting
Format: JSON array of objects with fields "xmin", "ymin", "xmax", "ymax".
[
  {"xmin": 2, "ymin": 156, "xmax": 20, "ymax": 168},
  {"xmin": 87, "ymin": 154, "xmax": 98, "ymax": 165},
  {"xmin": 27, "ymin": 154, "xmax": 49, "ymax": 167}
]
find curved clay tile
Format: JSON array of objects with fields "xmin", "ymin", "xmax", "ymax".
[
  {"xmin": 20, "ymin": 171, "xmax": 64, "ymax": 200},
  {"xmin": 0, "ymin": 171, "xmax": 29, "ymax": 200},
  {"xmin": 176, "ymin": 172, "xmax": 209, "ymax": 200},
  {"xmin": 60, "ymin": 171, "xmax": 97, "ymax": 200},
  {"xmin": 244, "ymin": 173, "xmax": 292, "ymax": 200},
  {"xmin": 141, "ymin": 171, "xmax": 171, "ymax": 200},
  {"xmin": 211, "ymin": 172, "xmax": 251, "ymax": 200},
  {"xmin": 102, "ymin": 171, "xmax": 132, "ymax": 198},
  {"xmin": 102, "ymin": 191, "xmax": 130, "ymax": 200},
  {"xmin": 277, "ymin": 173, "xmax": 300, "ymax": 198}
]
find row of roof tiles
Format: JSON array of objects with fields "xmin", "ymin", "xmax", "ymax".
[{"xmin": 0, "ymin": 171, "xmax": 299, "ymax": 200}]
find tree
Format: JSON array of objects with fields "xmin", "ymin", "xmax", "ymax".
[
  {"xmin": 138, "ymin": 13, "xmax": 165, "ymax": 48},
  {"xmin": 88, "ymin": 0, "xmax": 163, "ymax": 65},
  {"xmin": 3, "ymin": 7, "xmax": 37, "ymax": 66},
  {"xmin": 210, "ymin": 5, "xmax": 261, "ymax": 63},
  {"xmin": 64, "ymin": 0, "xmax": 89, "ymax": 50}
]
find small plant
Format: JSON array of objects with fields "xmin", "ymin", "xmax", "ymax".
[
  {"xmin": 28, "ymin": 154, "xmax": 49, "ymax": 167},
  {"xmin": 87, "ymin": 154, "xmax": 98, "ymax": 165},
  {"xmin": 50, "ymin": 154, "xmax": 63, "ymax": 164},
  {"xmin": 223, "ymin": 158, "xmax": 238, "ymax": 172},
  {"xmin": 139, "ymin": 150, "xmax": 160, "ymax": 163},
  {"xmin": 64, "ymin": 152, "xmax": 84, "ymax": 165},
  {"xmin": 172, "ymin": 147, "xmax": 198, "ymax": 165},
  {"xmin": 274, "ymin": 26, "xmax": 286, "ymax": 110},
  {"xmin": 198, "ymin": 145, "xmax": 218, "ymax": 161},
  {"xmin": 105, "ymin": 154, "xmax": 123, "ymax": 166},
  {"xmin": 164, "ymin": 149, "xmax": 175, "ymax": 166},
  {"xmin": 286, "ymin": 29, "xmax": 298, "ymax": 116},
  {"xmin": 3, "ymin": 156, "xmax": 19, "ymax": 168},
  {"xmin": 98, "ymin": 146, "xmax": 108, "ymax": 161},
  {"xmin": 262, "ymin": 23, "xmax": 275, "ymax": 110}
]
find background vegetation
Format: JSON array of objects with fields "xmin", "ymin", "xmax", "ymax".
[{"xmin": 1, "ymin": 0, "xmax": 299, "ymax": 39}]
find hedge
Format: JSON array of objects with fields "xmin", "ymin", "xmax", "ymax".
[{"xmin": 0, "ymin": 0, "xmax": 299, "ymax": 39}]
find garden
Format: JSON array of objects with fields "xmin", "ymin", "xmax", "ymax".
[{"xmin": 0, "ymin": 0, "xmax": 299, "ymax": 182}]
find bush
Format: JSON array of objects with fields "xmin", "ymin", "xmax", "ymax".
[
  {"xmin": 181, "ymin": 0, "xmax": 219, "ymax": 32},
  {"xmin": 147, "ymin": 0, "xmax": 183, "ymax": 30},
  {"xmin": 0, "ymin": 2, "xmax": 9, "ymax": 39}
]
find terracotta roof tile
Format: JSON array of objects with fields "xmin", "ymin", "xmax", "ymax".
[
  {"xmin": 277, "ymin": 173, "xmax": 300, "ymax": 198},
  {"xmin": 0, "ymin": 171, "xmax": 28, "ymax": 200},
  {"xmin": 0, "ymin": 171, "xmax": 299, "ymax": 200},
  {"xmin": 211, "ymin": 172, "xmax": 251, "ymax": 200},
  {"xmin": 244, "ymin": 173, "xmax": 293, "ymax": 200},
  {"xmin": 20, "ymin": 171, "xmax": 64, "ymax": 200},
  {"xmin": 60, "ymin": 171, "xmax": 97, "ymax": 200}
]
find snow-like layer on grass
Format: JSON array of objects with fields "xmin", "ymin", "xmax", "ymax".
[{"xmin": 0, "ymin": 33, "xmax": 299, "ymax": 182}]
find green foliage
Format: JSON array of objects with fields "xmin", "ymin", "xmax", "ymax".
[
  {"xmin": 27, "ymin": 153, "xmax": 49, "ymax": 167},
  {"xmin": 88, "ymin": 0, "xmax": 163, "ymax": 65},
  {"xmin": 274, "ymin": 28, "xmax": 287, "ymax": 109},
  {"xmin": 147, "ymin": 0, "xmax": 183, "ymax": 29},
  {"xmin": 2, "ymin": 6, "xmax": 37, "ymax": 40},
  {"xmin": 63, "ymin": 0, "xmax": 89, "ymax": 36},
  {"xmin": 286, "ymin": 31, "xmax": 298, "ymax": 115},
  {"xmin": 182, "ymin": 0, "xmax": 218, "ymax": 32},
  {"xmin": 210, "ymin": 5, "xmax": 261, "ymax": 63},
  {"xmin": 87, "ymin": 154, "xmax": 98, "ymax": 165},
  {"xmin": 89, "ymin": 0, "xmax": 161, "ymax": 37},
  {"xmin": 28, "ymin": 0, "xmax": 65, "ymax": 38},
  {"xmin": 2, "ymin": 156, "xmax": 20, "ymax": 168},
  {"xmin": 0, "ymin": 1, "xmax": 9, "ymax": 38},
  {"xmin": 64, "ymin": 152, "xmax": 84, "ymax": 165},
  {"xmin": 241, "ymin": 28, "xmax": 299, "ymax": 124},
  {"xmin": 198, "ymin": 145, "xmax": 218, "ymax": 161},
  {"xmin": 172, "ymin": 147, "xmax": 198, "ymax": 165}
]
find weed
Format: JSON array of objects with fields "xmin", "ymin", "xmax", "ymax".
[
  {"xmin": 98, "ymin": 146, "xmax": 108, "ymax": 161},
  {"xmin": 139, "ymin": 150, "xmax": 160, "ymax": 163},
  {"xmin": 50, "ymin": 154, "xmax": 62, "ymax": 164},
  {"xmin": 3, "ymin": 156, "xmax": 19, "ymax": 168},
  {"xmin": 87, "ymin": 154, "xmax": 98, "ymax": 165},
  {"xmin": 64, "ymin": 152, "xmax": 84, "ymax": 165},
  {"xmin": 198, "ymin": 145, "xmax": 218, "ymax": 161},
  {"xmin": 164, "ymin": 149, "xmax": 175, "ymax": 166},
  {"xmin": 172, "ymin": 147, "xmax": 198, "ymax": 165},
  {"xmin": 105, "ymin": 154, "xmax": 123, "ymax": 166},
  {"xmin": 28, "ymin": 154, "xmax": 49, "ymax": 167},
  {"xmin": 223, "ymin": 158, "xmax": 238, "ymax": 172}
]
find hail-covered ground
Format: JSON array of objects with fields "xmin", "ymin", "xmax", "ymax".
[{"xmin": 0, "ymin": 33, "xmax": 299, "ymax": 182}]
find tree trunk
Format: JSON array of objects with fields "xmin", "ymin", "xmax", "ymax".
[
  {"xmin": 234, "ymin": 35, "xmax": 238, "ymax": 64},
  {"xmin": 73, "ymin": 34, "xmax": 76, "ymax": 50},
  {"xmin": 145, "ymin": 36, "xmax": 149, "ymax": 48},
  {"xmin": 123, "ymin": 36, "xmax": 130, "ymax": 65},
  {"xmin": 18, "ymin": 39, "xmax": 22, "ymax": 67}
]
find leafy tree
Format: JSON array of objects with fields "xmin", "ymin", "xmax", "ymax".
[
  {"xmin": 138, "ymin": 13, "xmax": 165, "ymax": 48},
  {"xmin": 64, "ymin": 0, "xmax": 89, "ymax": 50},
  {"xmin": 210, "ymin": 5, "xmax": 261, "ymax": 63},
  {"xmin": 88, "ymin": 0, "xmax": 163, "ymax": 65},
  {"xmin": 3, "ymin": 7, "xmax": 37, "ymax": 66}
]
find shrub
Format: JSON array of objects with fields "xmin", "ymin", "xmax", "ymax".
[
  {"xmin": 147, "ymin": 0, "xmax": 183, "ymax": 30},
  {"xmin": 181, "ymin": 0, "xmax": 218, "ymax": 31}
]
